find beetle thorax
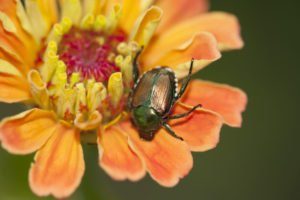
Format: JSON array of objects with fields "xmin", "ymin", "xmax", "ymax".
[{"xmin": 132, "ymin": 106, "xmax": 162, "ymax": 136}]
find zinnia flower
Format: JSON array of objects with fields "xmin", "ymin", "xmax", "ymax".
[{"xmin": 0, "ymin": 0, "xmax": 247, "ymax": 198}]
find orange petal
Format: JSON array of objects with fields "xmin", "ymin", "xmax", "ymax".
[
  {"xmin": 98, "ymin": 124, "xmax": 145, "ymax": 181},
  {"xmin": 143, "ymin": 32, "xmax": 221, "ymax": 78},
  {"xmin": 119, "ymin": 0, "xmax": 143, "ymax": 33},
  {"xmin": 155, "ymin": 0, "xmax": 209, "ymax": 31},
  {"xmin": 0, "ymin": 72, "xmax": 31, "ymax": 103},
  {"xmin": 181, "ymin": 80, "xmax": 247, "ymax": 127},
  {"xmin": 0, "ymin": 25, "xmax": 32, "ymax": 72},
  {"xmin": 170, "ymin": 105, "xmax": 223, "ymax": 152},
  {"xmin": 122, "ymin": 122, "xmax": 193, "ymax": 187},
  {"xmin": 0, "ymin": 45, "xmax": 27, "ymax": 75},
  {"xmin": 0, "ymin": 0, "xmax": 37, "ymax": 68},
  {"xmin": 29, "ymin": 122, "xmax": 85, "ymax": 198},
  {"xmin": 144, "ymin": 12, "xmax": 243, "ymax": 64},
  {"xmin": 0, "ymin": 108, "xmax": 57, "ymax": 154}
]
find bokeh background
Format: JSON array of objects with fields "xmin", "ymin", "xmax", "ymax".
[{"xmin": 1, "ymin": 0, "xmax": 299, "ymax": 199}]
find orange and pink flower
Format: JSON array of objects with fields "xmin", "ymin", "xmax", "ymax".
[{"xmin": 0, "ymin": 0, "xmax": 247, "ymax": 198}]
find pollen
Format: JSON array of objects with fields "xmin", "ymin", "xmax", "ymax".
[
  {"xmin": 58, "ymin": 27, "xmax": 126, "ymax": 82},
  {"xmin": 29, "ymin": 11, "xmax": 139, "ymax": 125}
]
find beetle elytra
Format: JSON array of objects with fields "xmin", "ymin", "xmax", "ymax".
[{"xmin": 127, "ymin": 50, "xmax": 201, "ymax": 141}]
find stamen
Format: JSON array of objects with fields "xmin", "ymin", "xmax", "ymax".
[
  {"xmin": 108, "ymin": 72, "xmax": 124, "ymax": 107},
  {"xmin": 94, "ymin": 15, "xmax": 107, "ymax": 31},
  {"xmin": 31, "ymin": 10, "xmax": 134, "ymax": 123},
  {"xmin": 58, "ymin": 27, "xmax": 126, "ymax": 82}
]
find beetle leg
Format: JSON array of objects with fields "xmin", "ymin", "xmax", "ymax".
[
  {"xmin": 126, "ymin": 95, "xmax": 132, "ymax": 111},
  {"xmin": 133, "ymin": 47, "xmax": 144, "ymax": 83},
  {"xmin": 176, "ymin": 58, "xmax": 194, "ymax": 100},
  {"xmin": 162, "ymin": 123, "xmax": 183, "ymax": 140},
  {"xmin": 168, "ymin": 104, "xmax": 202, "ymax": 120}
]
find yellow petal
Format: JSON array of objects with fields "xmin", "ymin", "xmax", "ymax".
[
  {"xmin": 0, "ymin": 11, "xmax": 17, "ymax": 33},
  {"xmin": 106, "ymin": 4, "xmax": 122, "ymax": 32},
  {"xmin": 35, "ymin": 0, "xmax": 58, "ymax": 25},
  {"xmin": 0, "ymin": 58, "xmax": 22, "ymax": 77},
  {"xmin": 16, "ymin": 0, "xmax": 34, "ymax": 38},
  {"xmin": 83, "ymin": 0, "xmax": 105, "ymax": 16},
  {"xmin": 0, "ymin": 50, "xmax": 22, "ymax": 72},
  {"xmin": 0, "ymin": 42, "xmax": 23, "ymax": 64},
  {"xmin": 141, "ymin": 0, "xmax": 154, "ymax": 10},
  {"xmin": 25, "ymin": 0, "xmax": 52, "ymax": 42},
  {"xmin": 16, "ymin": 0, "xmax": 58, "ymax": 41},
  {"xmin": 119, "ymin": 0, "xmax": 143, "ymax": 33},
  {"xmin": 130, "ymin": 6, "xmax": 162, "ymax": 46},
  {"xmin": 61, "ymin": 0, "xmax": 82, "ymax": 25}
]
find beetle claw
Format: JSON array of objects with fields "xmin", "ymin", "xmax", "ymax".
[{"xmin": 162, "ymin": 123, "xmax": 183, "ymax": 141}]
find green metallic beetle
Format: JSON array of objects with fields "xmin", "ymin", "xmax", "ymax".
[{"xmin": 127, "ymin": 50, "xmax": 201, "ymax": 141}]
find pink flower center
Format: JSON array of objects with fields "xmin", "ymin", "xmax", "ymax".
[{"xmin": 58, "ymin": 27, "xmax": 126, "ymax": 82}]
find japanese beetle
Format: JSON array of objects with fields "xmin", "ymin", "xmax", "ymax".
[{"xmin": 127, "ymin": 50, "xmax": 201, "ymax": 141}]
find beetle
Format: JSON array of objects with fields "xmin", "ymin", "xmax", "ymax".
[{"xmin": 127, "ymin": 50, "xmax": 201, "ymax": 141}]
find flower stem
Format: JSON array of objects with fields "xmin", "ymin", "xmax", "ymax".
[{"xmin": 81, "ymin": 131, "xmax": 98, "ymax": 144}]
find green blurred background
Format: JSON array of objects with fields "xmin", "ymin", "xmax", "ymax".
[{"xmin": 1, "ymin": 0, "xmax": 299, "ymax": 199}]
